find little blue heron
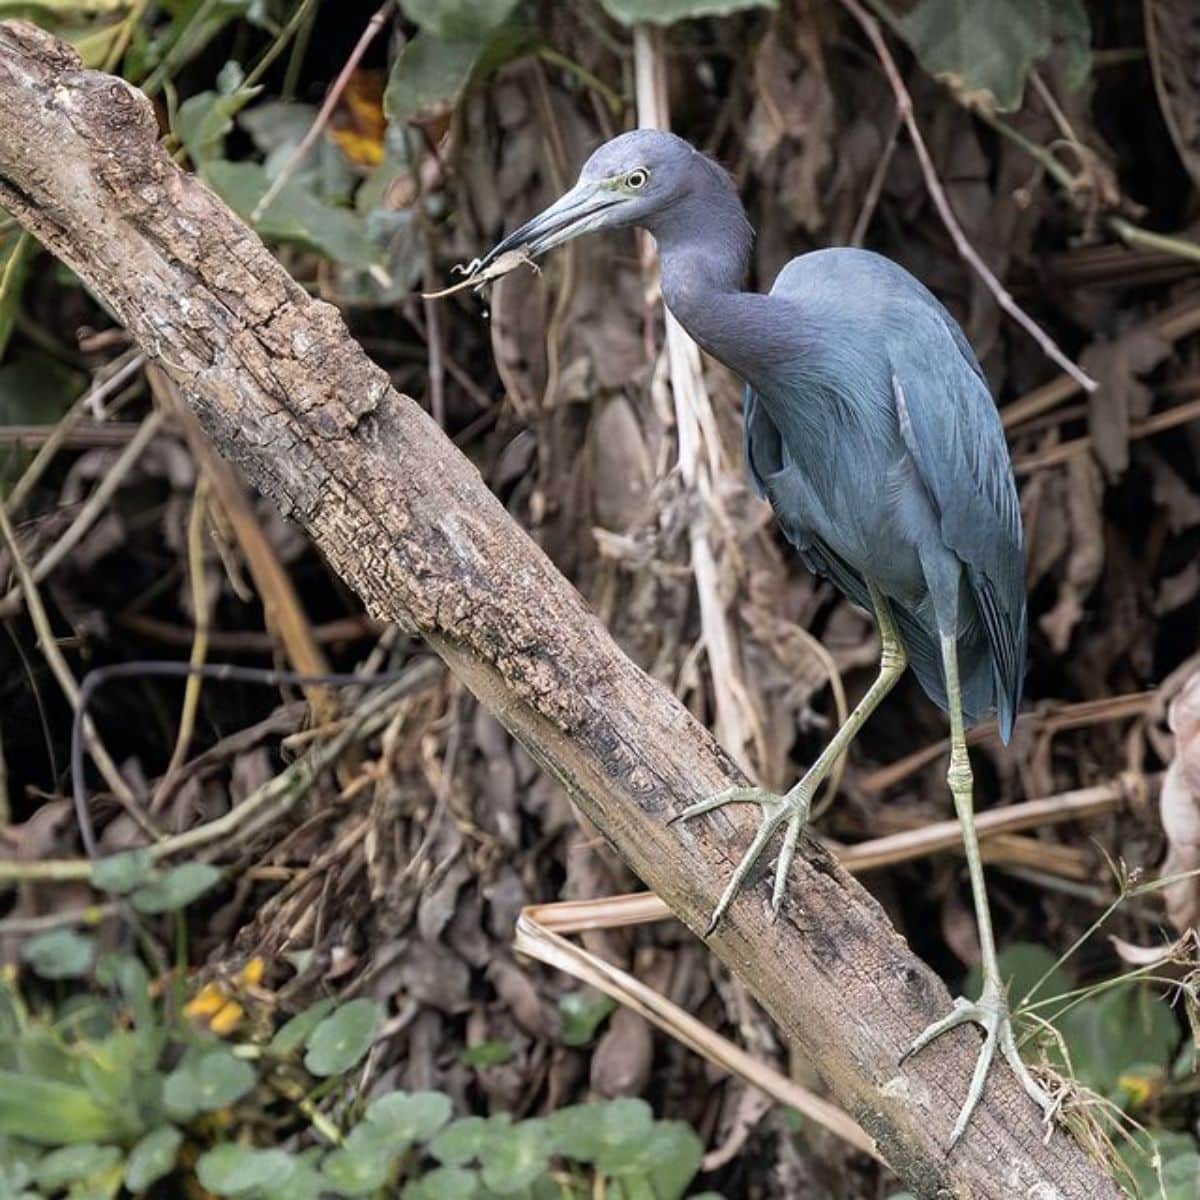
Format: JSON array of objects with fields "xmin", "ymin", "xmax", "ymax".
[{"xmin": 477, "ymin": 129, "xmax": 1051, "ymax": 1144}]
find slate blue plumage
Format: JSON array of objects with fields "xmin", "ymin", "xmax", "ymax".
[
  {"xmin": 478, "ymin": 129, "xmax": 1054, "ymax": 1146},
  {"xmin": 741, "ymin": 248, "xmax": 1027, "ymax": 741}
]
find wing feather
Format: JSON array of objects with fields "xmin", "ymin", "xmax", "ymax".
[{"xmin": 890, "ymin": 347, "xmax": 1026, "ymax": 740}]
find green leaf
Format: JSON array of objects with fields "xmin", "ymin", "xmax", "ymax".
[
  {"xmin": 34, "ymin": 1144, "xmax": 120, "ymax": 1190},
  {"xmin": 21, "ymin": 929, "xmax": 94, "ymax": 979},
  {"xmin": 124, "ymin": 1126, "xmax": 182, "ymax": 1193},
  {"xmin": 890, "ymin": 0, "xmax": 1090, "ymax": 113},
  {"xmin": 383, "ymin": 32, "xmax": 483, "ymax": 127},
  {"xmin": 366, "ymin": 1091, "xmax": 453, "ymax": 1144},
  {"xmin": 642, "ymin": 1123, "xmax": 703, "ymax": 1199},
  {"xmin": 303, "ymin": 998, "xmax": 381, "ymax": 1077},
  {"xmin": 1118, "ymin": 1130, "xmax": 1200, "ymax": 1200},
  {"xmin": 429, "ymin": 1115, "xmax": 509, "ymax": 1166},
  {"xmin": 558, "ymin": 989, "xmax": 616, "ymax": 1047},
  {"xmin": 1161, "ymin": 1154, "xmax": 1200, "ymax": 1199},
  {"xmin": 204, "ymin": 160, "xmax": 380, "ymax": 270},
  {"xmin": 547, "ymin": 1099, "xmax": 653, "ymax": 1166},
  {"xmin": 0, "ymin": 1072, "xmax": 129, "ymax": 1143},
  {"xmin": 258, "ymin": 1152, "xmax": 326, "ymax": 1200},
  {"xmin": 269, "ymin": 997, "xmax": 337, "ymax": 1056},
  {"xmin": 1058, "ymin": 984, "xmax": 1180, "ymax": 1096},
  {"xmin": 460, "ymin": 1040, "xmax": 511, "ymax": 1067},
  {"xmin": 176, "ymin": 86, "xmax": 261, "ymax": 167},
  {"xmin": 163, "ymin": 1048, "xmax": 256, "ymax": 1118},
  {"xmin": 320, "ymin": 1126, "xmax": 393, "ymax": 1196},
  {"xmin": 404, "ymin": 1166, "xmax": 479, "ymax": 1200},
  {"xmin": 95, "ymin": 953, "xmax": 157, "ymax": 1046},
  {"xmin": 0, "ymin": 351, "xmax": 84, "ymax": 491},
  {"xmin": 479, "ymin": 1119, "xmax": 551, "ymax": 1194},
  {"xmin": 399, "ymin": 0, "xmax": 517, "ymax": 38},
  {"xmin": 130, "ymin": 863, "xmax": 222, "ymax": 913},
  {"xmin": 90, "ymin": 850, "xmax": 156, "ymax": 895},
  {"xmin": 597, "ymin": 0, "xmax": 774, "ymax": 24},
  {"xmin": 197, "ymin": 1145, "xmax": 296, "ymax": 1197}
]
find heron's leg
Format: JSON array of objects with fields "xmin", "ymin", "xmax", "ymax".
[
  {"xmin": 903, "ymin": 632, "xmax": 1056, "ymax": 1145},
  {"xmin": 672, "ymin": 581, "xmax": 906, "ymax": 933}
]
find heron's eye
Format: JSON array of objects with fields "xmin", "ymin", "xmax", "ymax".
[{"xmin": 626, "ymin": 168, "xmax": 649, "ymax": 190}]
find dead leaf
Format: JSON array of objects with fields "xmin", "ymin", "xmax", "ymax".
[
  {"xmin": 1159, "ymin": 670, "xmax": 1200, "ymax": 931},
  {"xmin": 1080, "ymin": 328, "xmax": 1171, "ymax": 480}
]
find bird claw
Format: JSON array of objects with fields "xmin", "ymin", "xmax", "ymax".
[
  {"xmin": 903, "ymin": 984, "xmax": 1057, "ymax": 1147},
  {"xmin": 670, "ymin": 784, "xmax": 813, "ymax": 933}
]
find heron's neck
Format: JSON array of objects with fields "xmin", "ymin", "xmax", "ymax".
[{"xmin": 652, "ymin": 183, "xmax": 795, "ymax": 389}]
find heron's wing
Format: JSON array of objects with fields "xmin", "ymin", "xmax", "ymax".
[
  {"xmin": 742, "ymin": 385, "xmax": 780, "ymax": 499},
  {"xmin": 744, "ymin": 388, "xmax": 950, "ymax": 712},
  {"xmin": 800, "ymin": 536, "xmax": 950, "ymax": 719},
  {"xmin": 889, "ymin": 340, "xmax": 1026, "ymax": 739}
]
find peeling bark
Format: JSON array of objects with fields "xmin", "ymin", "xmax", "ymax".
[{"xmin": 0, "ymin": 22, "xmax": 1119, "ymax": 1198}]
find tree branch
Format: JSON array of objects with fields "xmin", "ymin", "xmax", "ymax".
[{"xmin": 0, "ymin": 22, "xmax": 1118, "ymax": 1197}]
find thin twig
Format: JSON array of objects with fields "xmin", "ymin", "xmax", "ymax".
[
  {"xmin": 152, "ymin": 475, "xmax": 212, "ymax": 809},
  {"xmin": 839, "ymin": 0, "xmax": 1097, "ymax": 393},
  {"xmin": 70, "ymin": 659, "xmax": 441, "ymax": 859},
  {"xmin": 850, "ymin": 107, "xmax": 903, "ymax": 247},
  {"xmin": 0, "ymin": 660, "xmax": 442, "ymax": 885},
  {"xmin": 3, "ymin": 352, "xmax": 145, "ymax": 516},
  {"xmin": 0, "ymin": 717, "xmax": 9, "ymax": 827},
  {"xmin": 250, "ymin": 1, "xmax": 394, "ymax": 223},
  {"xmin": 1000, "ymin": 298, "xmax": 1200, "ymax": 432},
  {"xmin": 859, "ymin": 690, "xmax": 1155, "ymax": 794},
  {"xmin": 0, "ymin": 502, "xmax": 156, "ymax": 842},
  {"xmin": 836, "ymin": 776, "xmax": 1143, "ymax": 873},
  {"xmin": 1014, "ymin": 396, "xmax": 1200, "ymax": 474},
  {"xmin": 0, "ymin": 408, "xmax": 164, "ymax": 618},
  {"xmin": 0, "ymin": 902, "xmax": 120, "ymax": 934}
]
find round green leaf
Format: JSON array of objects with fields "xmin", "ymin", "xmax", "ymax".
[
  {"xmin": 34, "ymin": 1144, "xmax": 120, "ymax": 1190},
  {"xmin": 429, "ymin": 1116, "xmax": 508, "ymax": 1166},
  {"xmin": 21, "ymin": 929, "xmax": 94, "ymax": 979},
  {"xmin": 269, "ymin": 997, "xmax": 337, "ymax": 1057},
  {"xmin": 558, "ymin": 990, "xmax": 615, "ymax": 1047},
  {"xmin": 321, "ymin": 1141, "xmax": 391, "ymax": 1196},
  {"xmin": 124, "ymin": 1126, "xmax": 182, "ymax": 1192},
  {"xmin": 641, "ymin": 1122, "xmax": 703, "ymax": 1198},
  {"xmin": 90, "ymin": 849, "xmax": 155, "ymax": 895},
  {"xmin": 197, "ymin": 1146, "xmax": 295, "ymax": 1196},
  {"xmin": 366, "ymin": 1091, "xmax": 453, "ymax": 1144},
  {"xmin": 460, "ymin": 1040, "xmax": 511, "ymax": 1067},
  {"xmin": 303, "ymin": 999, "xmax": 381, "ymax": 1077},
  {"xmin": 406, "ymin": 1166, "xmax": 479, "ymax": 1200},
  {"xmin": 163, "ymin": 1049, "xmax": 256, "ymax": 1117},
  {"xmin": 130, "ymin": 863, "xmax": 222, "ymax": 914},
  {"xmin": 480, "ymin": 1120, "xmax": 550, "ymax": 1194},
  {"xmin": 399, "ymin": 0, "xmax": 518, "ymax": 38},
  {"xmin": 1059, "ymin": 985, "xmax": 1179, "ymax": 1095},
  {"xmin": 598, "ymin": 0, "xmax": 774, "ymax": 26}
]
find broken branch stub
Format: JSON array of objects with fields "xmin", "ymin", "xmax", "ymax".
[{"xmin": 0, "ymin": 21, "xmax": 1118, "ymax": 1199}]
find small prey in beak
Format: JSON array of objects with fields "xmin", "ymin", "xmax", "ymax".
[{"xmin": 424, "ymin": 180, "xmax": 624, "ymax": 299}]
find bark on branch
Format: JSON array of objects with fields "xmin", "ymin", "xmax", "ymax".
[{"xmin": 0, "ymin": 22, "xmax": 1118, "ymax": 1198}]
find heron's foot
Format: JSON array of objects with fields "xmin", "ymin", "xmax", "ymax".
[
  {"xmin": 902, "ymin": 982, "xmax": 1056, "ymax": 1147},
  {"xmin": 668, "ymin": 782, "xmax": 814, "ymax": 935}
]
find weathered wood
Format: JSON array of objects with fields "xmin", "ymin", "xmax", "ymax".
[{"xmin": 0, "ymin": 22, "xmax": 1118, "ymax": 1197}]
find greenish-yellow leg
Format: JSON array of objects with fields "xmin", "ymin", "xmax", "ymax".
[
  {"xmin": 671, "ymin": 581, "xmax": 907, "ymax": 934},
  {"xmin": 903, "ymin": 632, "xmax": 1056, "ymax": 1146}
]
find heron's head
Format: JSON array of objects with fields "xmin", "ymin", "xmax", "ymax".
[{"xmin": 477, "ymin": 130, "xmax": 724, "ymax": 270}]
